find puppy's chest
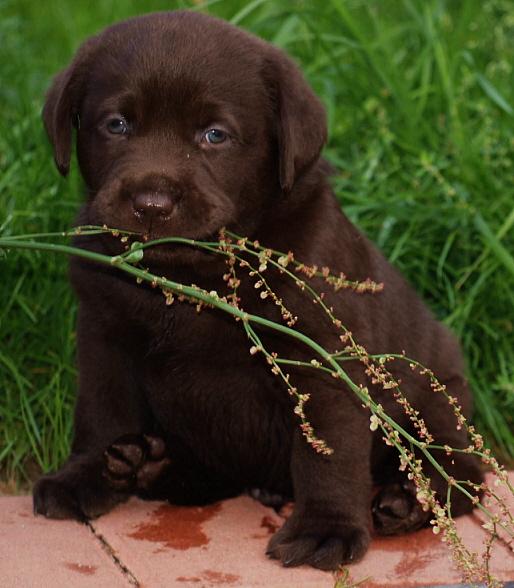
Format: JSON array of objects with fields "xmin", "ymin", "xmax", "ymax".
[
  {"xmin": 138, "ymin": 300, "xmax": 270, "ymax": 390},
  {"xmin": 139, "ymin": 297, "xmax": 244, "ymax": 353}
]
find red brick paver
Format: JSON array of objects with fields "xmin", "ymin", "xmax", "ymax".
[
  {"xmin": 92, "ymin": 495, "xmax": 331, "ymax": 587},
  {"xmin": 1, "ymin": 473, "xmax": 513, "ymax": 587},
  {"xmin": 0, "ymin": 496, "xmax": 130, "ymax": 587}
]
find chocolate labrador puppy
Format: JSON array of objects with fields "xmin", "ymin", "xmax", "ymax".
[{"xmin": 33, "ymin": 11, "xmax": 482, "ymax": 570}]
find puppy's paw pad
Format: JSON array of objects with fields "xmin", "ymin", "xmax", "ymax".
[
  {"xmin": 144, "ymin": 435, "xmax": 166, "ymax": 460},
  {"xmin": 105, "ymin": 445, "xmax": 142, "ymax": 476},
  {"xmin": 372, "ymin": 480, "xmax": 429, "ymax": 535},
  {"xmin": 103, "ymin": 434, "xmax": 170, "ymax": 491},
  {"xmin": 266, "ymin": 522, "xmax": 369, "ymax": 570},
  {"xmin": 137, "ymin": 456, "xmax": 171, "ymax": 490}
]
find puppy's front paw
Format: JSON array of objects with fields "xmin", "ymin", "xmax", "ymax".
[
  {"xmin": 33, "ymin": 459, "xmax": 123, "ymax": 521},
  {"xmin": 372, "ymin": 480, "xmax": 429, "ymax": 535},
  {"xmin": 33, "ymin": 476, "xmax": 87, "ymax": 521},
  {"xmin": 266, "ymin": 510, "xmax": 370, "ymax": 571},
  {"xmin": 103, "ymin": 434, "xmax": 171, "ymax": 492}
]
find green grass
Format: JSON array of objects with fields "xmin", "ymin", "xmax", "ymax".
[{"xmin": 1, "ymin": 0, "xmax": 513, "ymax": 488}]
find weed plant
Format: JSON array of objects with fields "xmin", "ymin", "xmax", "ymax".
[{"xmin": 1, "ymin": 226, "xmax": 512, "ymax": 586}]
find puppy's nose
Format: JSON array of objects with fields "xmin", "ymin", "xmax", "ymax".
[{"xmin": 132, "ymin": 192, "xmax": 174, "ymax": 223}]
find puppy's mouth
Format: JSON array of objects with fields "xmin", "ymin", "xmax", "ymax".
[
  {"xmin": 140, "ymin": 225, "xmax": 223, "ymax": 245},
  {"xmin": 141, "ymin": 228, "xmax": 223, "ymax": 257},
  {"xmin": 99, "ymin": 226, "xmax": 227, "ymax": 268}
]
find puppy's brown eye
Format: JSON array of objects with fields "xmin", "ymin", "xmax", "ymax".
[
  {"xmin": 204, "ymin": 128, "xmax": 227, "ymax": 144},
  {"xmin": 106, "ymin": 117, "xmax": 129, "ymax": 135}
]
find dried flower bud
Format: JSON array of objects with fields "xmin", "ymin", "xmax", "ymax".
[{"xmin": 369, "ymin": 415, "xmax": 380, "ymax": 431}]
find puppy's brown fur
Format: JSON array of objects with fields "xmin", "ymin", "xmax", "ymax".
[{"xmin": 34, "ymin": 11, "xmax": 482, "ymax": 570}]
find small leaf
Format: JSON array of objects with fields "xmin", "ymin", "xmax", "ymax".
[{"xmin": 123, "ymin": 249, "xmax": 144, "ymax": 264}]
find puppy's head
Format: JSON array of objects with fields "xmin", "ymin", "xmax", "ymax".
[{"xmin": 43, "ymin": 11, "xmax": 326, "ymax": 258}]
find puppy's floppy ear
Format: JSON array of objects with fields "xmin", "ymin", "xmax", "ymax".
[
  {"xmin": 265, "ymin": 49, "xmax": 327, "ymax": 193},
  {"xmin": 42, "ymin": 68, "xmax": 76, "ymax": 176},
  {"xmin": 42, "ymin": 38, "xmax": 98, "ymax": 176}
]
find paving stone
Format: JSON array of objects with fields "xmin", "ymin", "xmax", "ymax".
[
  {"xmin": 92, "ymin": 495, "xmax": 333, "ymax": 587},
  {"xmin": 2, "ymin": 472, "xmax": 513, "ymax": 587},
  {"xmin": 94, "ymin": 472, "xmax": 514, "ymax": 587},
  {"xmin": 0, "ymin": 496, "xmax": 130, "ymax": 588}
]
